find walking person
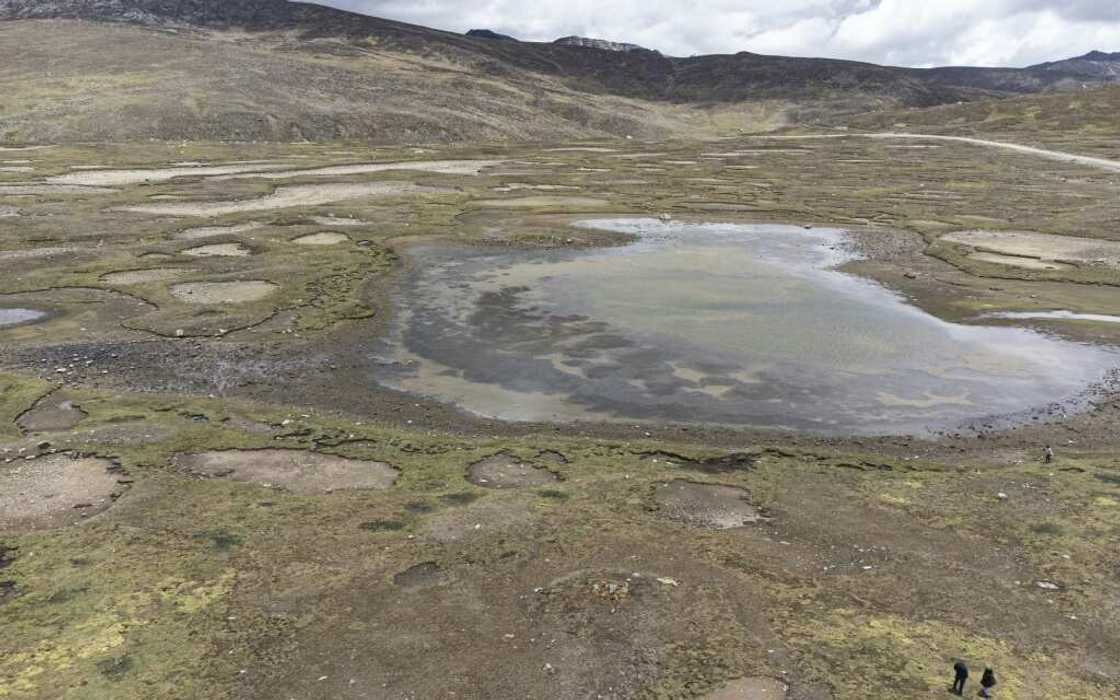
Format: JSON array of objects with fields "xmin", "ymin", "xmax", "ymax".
[
  {"xmin": 952, "ymin": 660, "xmax": 969, "ymax": 695},
  {"xmin": 1043, "ymin": 444, "xmax": 1054, "ymax": 464},
  {"xmin": 979, "ymin": 667, "xmax": 997, "ymax": 697}
]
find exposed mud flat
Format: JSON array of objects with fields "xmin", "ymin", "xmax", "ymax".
[
  {"xmin": 48, "ymin": 163, "xmax": 292, "ymax": 186},
  {"xmin": 292, "ymin": 232, "xmax": 348, "ymax": 246},
  {"xmin": 0, "ymin": 308, "xmax": 46, "ymax": 327},
  {"xmin": 984, "ymin": 310, "xmax": 1120, "ymax": 325},
  {"xmin": 0, "ymin": 205, "xmax": 20, "ymax": 217},
  {"xmin": 492, "ymin": 183, "xmax": 580, "ymax": 193},
  {"xmin": 173, "ymin": 222, "xmax": 265, "ymax": 241},
  {"xmin": 170, "ymin": 281, "xmax": 278, "ymax": 304},
  {"xmin": 422, "ymin": 495, "xmax": 537, "ymax": 543},
  {"xmin": 944, "ymin": 230, "xmax": 1120, "ymax": 267},
  {"xmin": 100, "ymin": 268, "xmax": 192, "ymax": 285},
  {"xmin": 216, "ymin": 159, "xmax": 503, "ymax": 180},
  {"xmin": 0, "ymin": 454, "xmax": 124, "ymax": 532},
  {"xmin": 545, "ymin": 147, "xmax": 618, "ymax": 153},
  {"xmin": 0, "ymin": 247, "xmax": 73, "ymax": 261},
  {"xmin": 16, "ymin": 393, "xmax": 86, "ymax": 432},
  {"xmin": 310, "ymin": 215, "xmax": 367, "ymax": 227},
  {"xmin": 467, "ymin": 453, "xmax": 560, "ymax": 488},
  {"xmin": 121, "ymin": 182, "xmax": 445, "ymax": 217},
  {"xmin": 0, "ymin": 184, "xmax": 114, "ymax": 195},
  {"xmin": 173, "ymin": 449, "xmax": 398, "ymax": 495},
  {"xmin": 968, "ymin": 251, "xmax": 1071, "ymax": 270},
  {"xmin": 182, "ymin": 243, "xmax": 252, "ymax": 257},
  {"xmin": 653, "ymin": 480, "xmax": 766, "ymax": 530},
  {"xmin": 473, "ymin": 196, "xmax": 609, "ymax": 208}
]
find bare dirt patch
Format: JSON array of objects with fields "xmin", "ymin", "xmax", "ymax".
[
  {"xmin": 545, "ymin": 147, "xmax": 618, "ymax": 153},
  {"xmin": 392, "ymin": 561, "xmax": 445, "ymax": 590},
  {"xmin": 217, "ymin": 159, "xmax": 503, "ymax": 180},
  {"xmin": 17, "ymin": 393, "xmax": 86, "ymax": 432},
  {"xmin": 0, "ymin": 184, "xmax": 114, "ymax": 195},
  {"xmin": 101, "ymin": 268, "xmax": 192, "ymax": 285},
  {"xmin": 702, "ymin": 677, "xmax": 788, "ymax": 699},
  {"xmin": 467, "ymin": 453, "xmax": 560, "ymax": 489},
  {"xmin": 48, "ymin": 163, "xmax": 291, "ymax": 187},
  {"xmin": 173, "ymin": 449, "xmax": 398, "ymax": 495},
  {"xmin": 121, "ymin": 182, "xmax": 445, "ymax": 217},
  {"xmin": 653, "ymin": 480, "xmax": 767, "ymax": 530},
  {"xmin": 310, "ymin": 215, "xmax": 367, "ymax": 227},
  {"xmin": 173, "ymin": 222, "xmax": 265, "ymax": 241},
  {"xmin": 170, "ymin": 281, "xmax": 278, "ymax": 304},
  {"xmin": 0, "ymin": 247, "xmax": 73, "ymax": 262},
  {"xmin": 968, "ymin": 252, "xmax": 1072, "ymax": 270},
  {"xmin": 182, "ymin": 243, "xmax": 252, "ymax": 258},
  {"xmin": 473, "ymin": 196, "xmax": 609, "ymax": 209},
  {"xmin": 0, "ymin": 454, "xmax": 125, "ymax": 532},
  {"xmin": 943, "ymin": 230, "xmax": 1120, "ymax": 267},
  {"xmin": 292, "ymin": 232, "xmax": 348, "ymax": 246},
  {"xmin": 422, "ymin": 494, "xmax": 536, "ymax": 543}
]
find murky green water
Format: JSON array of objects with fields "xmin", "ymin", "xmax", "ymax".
[{"xmin": 376, "ymin": 219, "xmax": 1119, "ymax": 434}]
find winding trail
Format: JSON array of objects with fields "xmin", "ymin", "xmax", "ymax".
[{"xmin": 755, "ymin": 133, "xmax": 1120, "ymax": 174}]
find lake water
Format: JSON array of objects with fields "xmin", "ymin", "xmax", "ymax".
[{"xmin": 376, "ymin": 219, "xmax": 1119, "ymax": 434}]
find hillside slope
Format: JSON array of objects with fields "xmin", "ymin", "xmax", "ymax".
[
  {"xmin": 0, "ymin": 20, "xmax": 715, "ymax": 143},
  {"xmin": 1, "ymin": 0, "xmax": 1117, "ymax": 144}
]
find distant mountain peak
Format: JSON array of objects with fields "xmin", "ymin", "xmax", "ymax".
[
  {"xmin": 553, "ymin": 35, "xmax": 649, "ymax": 53},
  {"xmin": 466, "ymin": 28, "xmax": 517, "ymax": 42},
  {"xmin": 1080, "ymin": 50, "xmax": 1120, "ymax": 61}
]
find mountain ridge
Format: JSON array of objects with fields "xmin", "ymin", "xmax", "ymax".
[{"xmin": 1, "ymin": 0, "xmax": 1118, "ymax": 144}]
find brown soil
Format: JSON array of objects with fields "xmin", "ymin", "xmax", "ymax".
[
  {"xmin": 653, "ymin": 480, "xmax": 768, "ymax": 530},
  {"xmin": 0, "ymin": 454, "xmax": 125, "ymax": 532},
  {"xmin": 467, "ymin": 453, "xmax": 561, "ymax": 489},
  {"xmin": 173, "ymin": 449, "xmax": 398, "ymax": 495}
]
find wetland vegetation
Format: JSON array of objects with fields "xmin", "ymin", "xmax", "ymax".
[{"xmin": 2, "ymin": 131, "xmax": 1120, "ymax": 699}]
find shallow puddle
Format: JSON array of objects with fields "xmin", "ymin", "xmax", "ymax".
[
  {"xmin": 0, "ymin": 308, "xmax": 46, "ymax": 327},
  {"xmin": 377, "ymin": 219, "xmax": 1119, "ymax": 434}
]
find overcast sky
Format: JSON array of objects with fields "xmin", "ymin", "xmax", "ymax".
[{"xmin": 311, "ymin": 0, "xmax": 1120, "ymax": 67}]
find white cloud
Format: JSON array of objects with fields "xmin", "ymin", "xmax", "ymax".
[{"xmin": 312, "ymin": 0, "xmax": 1120, "ymax": 66}]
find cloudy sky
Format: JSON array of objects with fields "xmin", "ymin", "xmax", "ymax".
[{"xmin": 312, "ymin": 0, "xmax": 1120, "ymax": 67}]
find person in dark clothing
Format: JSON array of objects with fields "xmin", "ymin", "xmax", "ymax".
[
  {"xmin": 952, "ymin": 660, "xmax": 969, "ymax": 695},
  {"xmin": 1044, "ymin": 445, "xmax": 1054, "ymax": 464},
  {"xmin": 979, "ymin": 667, "xmax": 997, "ymax": 697}
]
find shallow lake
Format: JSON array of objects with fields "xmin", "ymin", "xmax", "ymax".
[{"xmin": 376, "ymin": 219, "xmax": 1119, "ymax": 434}]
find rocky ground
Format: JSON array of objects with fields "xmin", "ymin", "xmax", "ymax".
[{"xmin": 1, "ymin": 136, "xmax": 1119, "ymax": 699}]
